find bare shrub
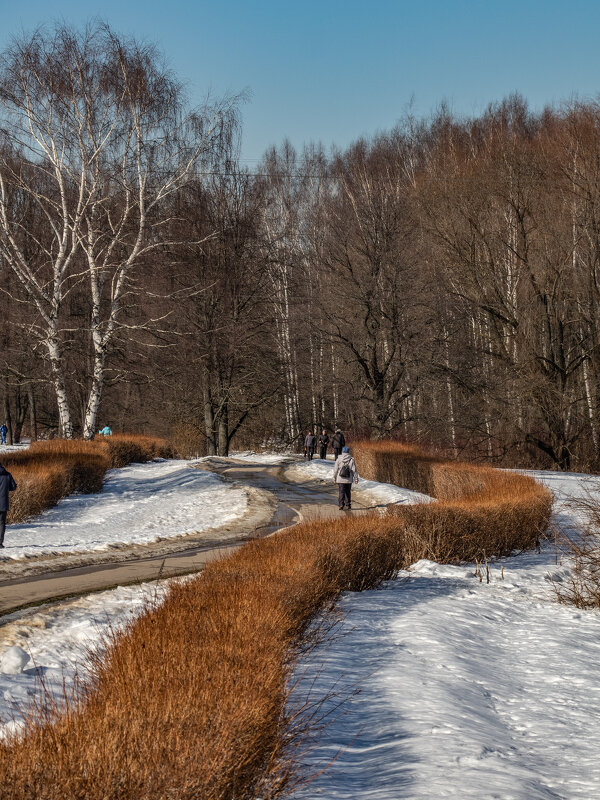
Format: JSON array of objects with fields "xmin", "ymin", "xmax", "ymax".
[
  {"xmin": 6, "ymin": 465, "xmax": 68, "ymax": 522},
  {"xmin": 553, "ymin": 488, "xmax": 600, "ymax": 608},
  {"xmin": 170, "ymin": 422, "xmax": 207, "ymax": 459}
]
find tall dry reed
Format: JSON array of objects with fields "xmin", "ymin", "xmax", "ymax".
[{"xmin": 353, "ymin": 441, "xmax": 553, "ymax": 562}]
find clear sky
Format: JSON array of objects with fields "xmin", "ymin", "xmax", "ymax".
[{"xmin": 0, "ymin": 0, "xmax": 599, "ymax": 163}]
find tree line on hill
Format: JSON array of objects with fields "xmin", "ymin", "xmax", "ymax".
[{"xmin": 1, "ymin": 22, "xmax": 600, "ymax": 471}]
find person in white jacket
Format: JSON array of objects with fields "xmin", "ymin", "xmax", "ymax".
[{"xmin": 333, "ymin": 446, "xmax": 359, "ymax": 510}]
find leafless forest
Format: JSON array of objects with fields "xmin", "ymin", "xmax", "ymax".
[{"xmin": 1, "ymin": 23, "xmax": 600, "ymax": 470}]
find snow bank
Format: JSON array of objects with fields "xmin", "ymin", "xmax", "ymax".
[
  {"xmin": 0, "ymin": 582, "xmax": 170, "ymax": 738},
  {"xmin": 0, "ymin": 647, "xmax": 30, "ymax": 675},
  {"xmin": 228, "ymin": 451, "xmax": 294, "ymax": 464},
  {"xmin": 0, "ymin": 459, "xmax": 247, "ymax": 560},
  {"xmin": 289, "ymin": 458, "xmax": 431, "ymax": 507},
  {"xmin": 289, "ymin": 470, "xmax": 600, "ymax": 799},
  {"xmin": 0, "ymin": 442, "xmax": 29, "ymax": 455}
]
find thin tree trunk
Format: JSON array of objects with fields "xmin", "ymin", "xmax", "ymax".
[
  {"xmin": 28, "ymin": 384, "xmax": 38, "ymax": 442},
  {"xmin": 218, "ymin": 403, "xmax": 229, "ymax": 457},
  {"xmin": 13, "ymin": 388, "xmax": 28, "ymax": 444},
  {"xmin": 2, "ymin": 386, "xmax": 13, "ymax": 445},
  {"xmin": 309, "ymin": 328, "xmax": 318, "ymax": 431},
  {"xmin": 442, "ymin": 326, "xmax": 458, "ymax": 455},
  {"xmin": 318, "ymin": 334, "xmax": 326, "ymax": 423},
  {"xmin": 582, "ymin": 355, "xmax": 599, "ymax": 459},
  {"xmin": 203, "ymin": 382, "xmax": 216, "ymax": 456},
  {"xmin": 331, "ymin": 340, "xmax": 339, "ymax": 425}
]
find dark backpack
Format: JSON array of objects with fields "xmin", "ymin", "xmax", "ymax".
[{"xmin": 339, "ymin": 463, "xmax": 351, "ymax": 479}]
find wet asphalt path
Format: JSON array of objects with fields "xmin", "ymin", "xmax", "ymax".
[{"xmin": 0, "ymin": 458, "xmax": 367, "ymax": 618}]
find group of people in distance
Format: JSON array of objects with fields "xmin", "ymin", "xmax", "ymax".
[
  {"xmin": 304, "ymin": 427, "xmax": 346, "ymax": 460},
  {"xmin": 303, "ymin": 427, "xmax": 359, "ymax": 511}
]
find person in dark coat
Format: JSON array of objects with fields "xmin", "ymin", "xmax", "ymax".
[
  {"xmin": 331, "ymin": 428, "xmax": 346, "ymax": 460},
  {"xmin": 304, "ymin": 430, "xmax": 317, "ymax": 460},
  {"xmin": 318, "ymin": 429, "xmax": 329, "ymax": 460},
  {"xmin": 0, "ymin": 423, "xmax": 7, "ymax": 446},
  {"xmin": 0, "ymin": 463, "xmax": 17, "ymax": 548},
  {"xmin": 333, "ymin": 446, "xmax": 358, "ymax": 510}
]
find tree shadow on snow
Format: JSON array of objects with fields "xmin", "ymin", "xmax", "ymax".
[{"xmin": 288, "ymin": 575, "xmax": 467, "ymax": 798}]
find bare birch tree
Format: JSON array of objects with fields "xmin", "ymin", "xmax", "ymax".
[{"xmin": 0, "ymin": 23, "xmax": 236, "ymax": 437}]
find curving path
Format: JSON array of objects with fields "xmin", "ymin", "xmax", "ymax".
[{"xmin": 0, "ymin": 457, "xmax": 374, "ymax": 617}]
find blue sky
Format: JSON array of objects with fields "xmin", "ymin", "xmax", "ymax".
[{"xmin": 0, "ymin": 0, "xmax": 599, "ymax": 162}]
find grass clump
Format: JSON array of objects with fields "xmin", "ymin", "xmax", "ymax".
[{"xmin": 353, "ymin": 441, "xmax": 553, "ymax": 563}]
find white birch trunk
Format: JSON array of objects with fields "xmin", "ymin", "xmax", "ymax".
[
  {"xmin": 331, "ymin": 340, "xmax": 339, "ymax": 424},
  {"xmin": 442, "ymin": 326, "xmax": 458, "ymax": 455},
  {"xmin": 46, "ymin": 337, "xmax": 73, "ymax": 439},
  {"xmin": 83, "ymin": 342, "xmax": 106, "ymax": 439}
]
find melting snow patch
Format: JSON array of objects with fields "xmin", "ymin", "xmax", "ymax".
[
  {"xmin": 228, "ymin": 451, "xmax": 294, "ymax": 464},
  {"xmin": 0, "ymin": 647, "xmax": 30, "ymax": 675},
  {"xmin": 0, "ymin": 459, "xmax": 247, "ymax": 560}
]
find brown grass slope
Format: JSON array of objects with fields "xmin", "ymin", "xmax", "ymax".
[
  {"xmin": 0, "ymin": 442, "xmax": 552, "ymax": 800},
  {"xmin": 353, "ymin": 441, "xmax": 553, "ymax": 562}
]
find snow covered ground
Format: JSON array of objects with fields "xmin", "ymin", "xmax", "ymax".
[
  {"xmin": 0, "ymin": 459, "xmax": 247, "ymax": 560},
  {"xmin": 0, "ymin": 581, "xmax": 171, "ymax": 738},
  {"xmin": 1, "ymin": 463, "xmax": 598, "ymax": 798},
  {"xmin": 228, "ymin": 450, "xmax": 296, "ymax": 464},
  {"xmin": 0, "ymin": 442, "xmax": 29, "ymax": 455},
  {"xmin": 288, "ymin": 457, "xmax": 432, "ymax": 507},
  {"xmin": 289, "ymin": 470, "xmax": 600, "ymax": 800},
  {"xmin": 524, "ymin": 469, "xmax": 600, "ymax": 532}
]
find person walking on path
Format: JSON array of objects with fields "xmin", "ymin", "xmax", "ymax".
[
  {"xmin": 304, "ymin": 430, "xmax": 317, "ymax": 460},
  {"xmin": 333, "ymin": 446, "xmax": 358, "ymax": 510},
  {"xmin": 0, "ymin": 463, "xmax": 17, "ymax": 548},
  {"xmin": 319, "ymin": 429, "xmax": 330, "ymax": 460},
  {"xmin": 0, "ymin": 423, "xmax": 7, "ymax": 446},
  {"xmin": 331, "ymin": 428, "xmax": 346, "ymax": 460}
]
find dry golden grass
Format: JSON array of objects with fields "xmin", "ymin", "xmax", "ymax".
[
  {"xmin": 0, "ymin": 514, "xmax": 408, "ymax": 800},
  {"xmin": 0, "ymin": 440, "xmax": 553, "ymax": 799},
  {"xmin": 98, "ymin": 433, "xmax": 174, "ymax": 468},
  {"xmin": 1, "ymin": 435, "xmax": 172, "ymax": 523},
  {"xmin": 353, "ymin": 441, "xmax": 553, "ymax": 562}
]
